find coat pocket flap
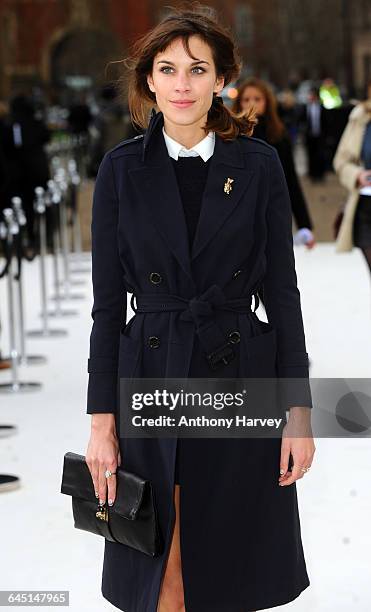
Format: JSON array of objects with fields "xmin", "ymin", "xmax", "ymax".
[{"xmin": 60, "ymin": 452, "xmax": 146, "ymax": 520}]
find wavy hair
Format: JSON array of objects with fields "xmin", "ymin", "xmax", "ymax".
[{"xmin": 117, "ymin": 2, "xmax": 257, "ymax": 140}]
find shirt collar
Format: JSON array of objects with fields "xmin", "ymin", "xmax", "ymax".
[{"xmin": 162, "ymin": 126, "xmax": 215, "ymax": 162}]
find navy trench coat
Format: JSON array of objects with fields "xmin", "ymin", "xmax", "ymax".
[{"xmin": 86, "ymin": 109, "xmax": 312, "ymax": 612}]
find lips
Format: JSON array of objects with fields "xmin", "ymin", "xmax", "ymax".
[{"xmin": 170, "ymin": 100, "xmax": 195, "ymax": 108}]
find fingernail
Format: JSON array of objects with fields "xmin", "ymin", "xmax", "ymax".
[{"xmin": 108, "ymin": 499, "xmax": 114, "ymax": 506}]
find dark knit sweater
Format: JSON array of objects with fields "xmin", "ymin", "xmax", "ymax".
[{"xmin": 171, "ymin": 156, "xmax": 211, "ymax": 248}]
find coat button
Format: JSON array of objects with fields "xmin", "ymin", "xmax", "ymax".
[
  {"xmin": 228, "ymin": 330, "xmax": 240, "ymax": 344},
  {"xmin": 149, "ymin": 272, "xmax": 162, "ymax": 284},
  {"xmin": 232, "ymin": 269, "xmax": 242, "ymax": 279},
  {"xmin": 148, "ymin": 335, "xmax": 160, "ymax": 348}
]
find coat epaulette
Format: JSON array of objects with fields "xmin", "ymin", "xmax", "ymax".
[
  {"xmin": 238, "ymin": 134, "xmax": 276, "ymax": 156},
  {"xmin": 109, "ymin": 134, "xmax": 144, "ymax": 155}
]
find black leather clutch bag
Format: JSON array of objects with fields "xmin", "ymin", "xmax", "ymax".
[{"xmin": 60, "ymin": 452, "xmax": 163, "ymax": 557}]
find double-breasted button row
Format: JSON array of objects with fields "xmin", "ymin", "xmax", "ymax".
[
  {"xmin": 148, "ymin": 273, "xmax": 161, "ymax": 347},
  {"xmin": 148, "ymin": 335, "xmax": 160, "ymax": 348},
  {"xmin": 149, "ymin": 272, "xmax": 162, "ymax": 284}
]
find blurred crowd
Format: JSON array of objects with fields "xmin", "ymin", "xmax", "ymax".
[{"xmin": 0, "ymin": 76, "xmax": 359, "ymax": 252}]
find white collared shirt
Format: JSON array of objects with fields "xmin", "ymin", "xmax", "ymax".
[{"xmin": 162, "ymin": 126, "xmax": 215, "ymax": 162}]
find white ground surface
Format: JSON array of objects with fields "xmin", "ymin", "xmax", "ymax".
[{"xmin": 0, "ymin": 245, "xmax": 370, "ymax": 611}]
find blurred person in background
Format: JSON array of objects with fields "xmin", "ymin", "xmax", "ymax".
[
  {"xmin": 319, "ymin": 77, "xmax": 342, "ymax": 110},
  {"xmin": 87, "ymin": 84, "xmax": 138, "ymax": 178},
  {"xmin": 67, "ymin": 91, "xmax": 93, "ymax": 136},
  {"xmin": 333, "ymin": 80, "xmax": 371, "ymax": 275},
  {"xmin": 232, "ymin": 77, "xmax": 315, "ymax": 249},
  {"xmin": 67, "ymin": 91, "xmax": 93, "ymax": 176},
  {"xmin": 2, "ymin": 94, "xmax": 51, "ymax": 255},
  {"xmin": 303, "ymin": 87, "xmax": 327, "ymax": 182},
  {"xmin": 277, "ymin": 88, "xmax": 301, "ymax": 145}
]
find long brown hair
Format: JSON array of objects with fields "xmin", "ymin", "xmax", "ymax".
[
  {"xmin": 231, "ymin": 77, "xmax": 286, "ymax": 143},
  {"xmin": 119, "ymin": 3, "xmax": 257, "ymax": 140}
]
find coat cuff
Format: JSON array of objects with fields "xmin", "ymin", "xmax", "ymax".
[
  {"xmin": 86, "ymin": 358, "xmax": 118, "ymax": 414},
  {"xmin": 276, "ymin": 350, "xmax": 309, "ymax": 376},
  {"xmin": 86, "ymin": 372, "xmax": 118, "ymax": 414},
  {"xmin": 276, "ymin": 352, "xmax": 312, "ymax": 410}
]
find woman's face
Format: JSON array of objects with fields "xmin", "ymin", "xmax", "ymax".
[
  {"xmin": 147, "ymin": 35, "xmax": 224, "ymax": 129},
  {"xmin": 239, "ymin": 86, "xmax": 266, "ymax": 116}
]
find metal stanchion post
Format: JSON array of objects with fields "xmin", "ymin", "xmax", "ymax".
[
  {"xmin": 61, "ymin": 170, "xmax": 85, "ymax": 286},
  {"xmin": 50, "ymin": 169, "xmax": 84, "ymax": 300},
  {"xmin": 27, "ymin": 187, "xmax": 67, "ymax": 338},
  {"xmin": 67, "ymin": 158, "xmax": 91, "ymax": 272},
  {"xmin": 44, "ymin": 180, "xmax": 77, "ymax": 317},
  {"xmin": 0, "ymin": 210, "xmax": 41, "ymax": 393},
  {"xmin": 11, "ymin": 197, "xmax": 46, "ymax": 365}
]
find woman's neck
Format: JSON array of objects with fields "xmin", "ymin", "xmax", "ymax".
[{"xmin": 163, "ymin": 116, "xmax": 208, "ymax": 149}]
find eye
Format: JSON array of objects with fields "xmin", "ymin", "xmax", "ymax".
[{"xmin": 159, "ymin": 66, "xmax": 206, "ymax": 74}]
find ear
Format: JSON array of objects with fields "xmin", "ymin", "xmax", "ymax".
[
  {"xmin": 214, "ymin": 75, "xmax": 225, "ymax": 95},
  {"xmin": 147, "ymin": 73, "xmax": 155, "ymax": 94}
]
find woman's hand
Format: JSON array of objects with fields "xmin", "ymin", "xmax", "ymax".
[
  {"xmin": 278, "ymin": 407, "xmax": 315, "ymax": 486},
  {"xmin": 86, "ymin": 413, "xmax": 121, "ymax": 507},
  {"xmin": 356, "ymin": 169, "xmax": 371, "ymax": 188},
  {"xmin": 305, "ymin": 231, "xmax": 316, "ymax": 250}
]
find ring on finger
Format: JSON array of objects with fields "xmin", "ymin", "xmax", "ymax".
[{"xmin": 105, "ymin": 469, "xmax": 116, "ymax": 479}]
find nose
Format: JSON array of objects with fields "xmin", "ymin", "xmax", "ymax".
[{"xmin": 174, "ymin": 71, "xmax": 191, "ymax": 92}]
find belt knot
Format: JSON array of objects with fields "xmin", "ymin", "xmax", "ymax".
[{"xmin": 179, "ymin": 284, "xmax": 227, "ymax": 326}]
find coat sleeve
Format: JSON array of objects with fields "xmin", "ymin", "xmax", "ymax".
[
  {"xmin": 275, "ymin": 135, "xmax": 313, "ymax": 230},
  {"xmin": 333, "ymin": 115, "xmax": 363, "ymax": 191},
  {"xmin": 262, "ymin": 148, "xmax": 312, "ymax": 409},
  {"xmin": 86, "ymin": 152, "xmax": 127, "ymax": 414}
]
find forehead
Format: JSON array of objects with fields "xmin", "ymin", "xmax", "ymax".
[
  {"xmin": 155, "ymin": 35, "xmax": 213, "ymax": 62},
  {"xmin": 244, "ymin": 86, "xmax": 264, "ymax": 96}
]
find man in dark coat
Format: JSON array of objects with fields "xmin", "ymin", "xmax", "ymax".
[
  {"xmin": 303, "ymin": 87, "xmax": 328, "ymax": 181},
  {"xmin": 2, "ymin": 95, "xmax": 51, "ymax": 251}
]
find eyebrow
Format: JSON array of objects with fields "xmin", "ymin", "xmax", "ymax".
[{"xmin": 156, "ymin": 60, "xmax": 210, "ymax": 66}]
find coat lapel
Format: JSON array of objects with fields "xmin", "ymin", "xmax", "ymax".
[
  {"xmin": 129, "ymin": 120, "xmax": 193, "ymax": 280},
  {"xmin": 128, "ymin": 110, "xmax": 254, "ymax": 279},
  {"xmin": 190, "ymin": 134, "xmax": 254, "ymax": 260}
]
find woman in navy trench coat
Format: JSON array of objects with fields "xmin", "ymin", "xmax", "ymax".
[{"xmin": 85, "ymin": 7, "xmax": 315, "ymax": 612}]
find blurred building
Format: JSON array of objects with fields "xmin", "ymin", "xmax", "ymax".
[
  {"xmin": 0, "ymin": 0, "xmax": 370, "ymax": 101},
  {"xmin": 0, "ymin": 0, "xmax": 153, "ymax": 102}
]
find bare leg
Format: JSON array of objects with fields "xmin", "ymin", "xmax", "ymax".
[{"xmin": 157, "ymin": 484, "xmax": 185, "ymax": 612}]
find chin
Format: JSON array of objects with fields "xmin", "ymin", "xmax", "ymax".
[{"xmin": 169, "ymin": 108, "xmax": 208, "ymax": 128}]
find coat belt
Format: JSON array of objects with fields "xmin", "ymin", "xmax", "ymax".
[{"xmin": 130, "ymin": 284, "xmax": 259, "ymax": 371}]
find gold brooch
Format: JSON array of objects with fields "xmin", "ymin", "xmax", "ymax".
[{"xmin": 224, "ymin": 177, "xmax": 234, "ymax": 195}]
